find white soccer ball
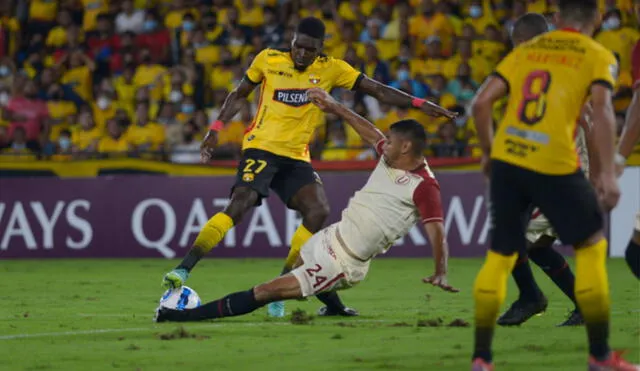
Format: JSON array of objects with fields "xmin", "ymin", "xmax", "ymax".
[{"xmin": 159, "ymin": 286, "xmax": 201, "ymax": 310}]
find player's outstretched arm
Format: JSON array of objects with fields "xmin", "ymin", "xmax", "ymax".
[
  {"xmin": 356, "ymin": 76, "xmax": 457, "ymax": 119},
  {"xmin": 200, "ymin": 77, "xmax": 257, "ymax": 162},
  {"xmin": 307, "ymin": 87, "xmax": 386, "ymax": 147},
  {"xmin": 471, "ymin": 76, "xmax": 508, "ymax": 176},
  {"xmin": 590, "ymin": 84, "xmax": 620, "ymax": 211},
  {"xmin": 616, "ymin": 86, "xmax": 640, "ymax": 176},
  {"xmin": 421, "ymin": 222, "xmax": 459, "ymax": 293}
]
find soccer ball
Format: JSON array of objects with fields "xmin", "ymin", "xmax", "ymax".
[{"xmin": 159, "ymin": 286, "xmax": 201, "ymax": 310}]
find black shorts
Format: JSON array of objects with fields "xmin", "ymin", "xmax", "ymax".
[
  {"xmin": 233, "ymin": 148, "xmax": 321, "ymax": 206},
  {"xmin": 489, "ymin": 160, "xmax": 603, "ymax": 254}
]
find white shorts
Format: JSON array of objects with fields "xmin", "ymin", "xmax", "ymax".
[
  {"xmin": 291, "ymin": 224, "xmax": 370, "ymax": 298},
  {"xmin": 526, "ymin": 208, "xmax": 556, "ymax": 244}
]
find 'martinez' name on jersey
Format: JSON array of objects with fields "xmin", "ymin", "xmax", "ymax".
[
  {"xmin": 243, "ymin": 48, "xmax": 363, "ymax": 162},
  {"xmin": 273, "ymin": 89, "xmax": 310, "ymax": 107}
]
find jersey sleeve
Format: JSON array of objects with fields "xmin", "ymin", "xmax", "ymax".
[
  {"xmin": 591, "ymin": 49, "xmax": 618, "ymax": 91},
  {"xmin": 332, "ymin": 58, "xmax": 364, "ymax": 90},
  {"xmin": 492, "ymin": 48, "xmax": 519, "ymax": 93},
  {"xmin": 413, "ymin": 179, "xmax": 444, "ymax": 224},
  {"xmin": 245, "ymin": 49, "xmax": 268, "ymax": 85}
]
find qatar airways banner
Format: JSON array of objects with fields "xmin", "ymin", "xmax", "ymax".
[{"xmin": 1, "ymin": 172, "xmax": 496, "ymax": 259}]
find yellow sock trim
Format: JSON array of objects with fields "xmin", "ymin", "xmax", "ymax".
[
  {"xmin": 193, "ymin": 212, "xmax": 234, "ymax": 254},
  {"xmin": 285, "ymin": 224, "xmax": 313, "ymax": 269},
  {"xmin": 473, "ymin": 250, "xmax": 518, "ymax": 328},
  {"xmin": 575, "ymin": 238, "xmax": 610, "ymax": 324}
]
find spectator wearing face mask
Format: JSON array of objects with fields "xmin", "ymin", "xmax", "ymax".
[
  {"xmin": 98, "ymin": 118, "xmax": 132, "ymax": 158},
  {"xmin": 464, "ymin": 0, "xmax": 498, "ymax": 35},
  {"xmin": 0, "ymin": 57, "xmax": 16, "ymax": 87},
  {"xmin": 135, "ymin": 11, "xmax": 170, "ymax": 64},
  {"xmin": 596, "ymin": 9, "xmax": 640, "ymax": 85},
  {"xmin": 446, "ymin": 63, "xmax": 478, "ymax": 106},
  {"xmin": 93, "ymin": 90, "xmax": 118, "ymax": 130},
  {"xmin": 170, "ymin": 119, "xmax": 201, "ymax": 164},
  {"xmin": 52, "ymin": 129, "xmax": 73, "ymax": 160},
  {"xmin": 164, "ymin": 0, "xmax": 197, "ymax": 30},
  {"xmin": 0, "ymin": 126, "xmax": 39, "ymax": 162},
  {"xmin": 126, "ymin": 101, "xmax": 165, "ymax": 155},
  {"xmin": 390, "ymin": 62, "xmax": 428, "ymax": 98},
  {"xmin": 176, "ymin": 95, "xmax": 197, "ymax": 124},
  {"xmin": 46, "ymin": 84, "xmax": 77, "ymax": 142},
  {"xmin": 72, "ymin": 109, "xmax": 101, "ymax": 155}
]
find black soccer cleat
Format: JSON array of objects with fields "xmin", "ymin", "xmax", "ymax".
[
  {"xmin": 556, "ymin": 309, "xmax": 584, "ymax": 327},
  {"xmin": 154, "ymin": 307, "xmax": 177, "ymax": 323},
  {"xmin": 497, "ymin": 296, "xmax": 548, "ymax": 326},
  {"xmin": 317, "ymin": 306, "xmax": 359, "ymax": 317}
]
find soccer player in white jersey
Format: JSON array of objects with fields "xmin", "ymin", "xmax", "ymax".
[{"xmin": 154, "ymin": 88, "xmax": 459, "ymax": 323}]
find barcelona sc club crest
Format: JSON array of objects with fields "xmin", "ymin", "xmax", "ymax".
[
  {"xmin": 309, "ymin": 74, "xmax": 320, "ymax": 84},
  {"xmin": 242, "ymin": 173, "xmax": 255, "ymax": 182}
]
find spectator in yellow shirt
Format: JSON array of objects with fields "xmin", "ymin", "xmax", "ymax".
[
  {"xmin": 28, "ymin": 0, "xmax": 58, "ymax": 37},
  {"xmin": 93, "ymin": 90, "xmax": 118, "ymax": 130},
  {"xmin": 237, "ymin": 0, "xmax": 264, "ymax": 28},
  {"xmin": 321, "ymin": 122, "xmax": 358, "ymax": 161},
  {"xmin": 465, "ymin": 0, "xmax": 499, "ymax": 35},
  {"xmin": 0, "ymin": 126, "xmax": 38, "ymax": 162},
  {"xmin": 72, "ymin": 109, "xmax": 102, "ymax": 156},
  {"xmin": 82, "ymin": 0, "xmax": 110, "ymax": 32},
  {"xmin": 98, "ymin": 118, "xmax": 132, "ymax": 158},
  {"xmin": 422, "ymin": 37, "xmax": 448, "ymax": 78},
  {"xmin": 133, "ymin": 48, "xmax": 168, "ymax": 101},
  {"xmin": 409, "ymin": 0, "xmax": 454, "ymax": 54},
  {"xmin": 596, "ymin": 9, "xmax": 640, "ymax": 80},
  {"xmin": 59, "ymin": 51, "xmax": 96, "ymax": 103},
  {"xmin": 444, "ymin": 38, "xmax": 490, "ymax": 83},
  {"xmin": 165, "ymin": 0, "xmax": 197, "ymax": 30},
  {"xmin": 0, "ymin": 7, "xmax": 21, "ymax": 58},
  {"xmin": 46, "ymin": 9, "xmax": 77, "ymax": 49},
  {"xmin": 127, "ymin": 102, "xmax": 165, "ymax": 153},
  {"xmin": 46, "ymin": 84, "xmax": 77, "ymax": 141},
  {"xmin": 338, "ymin": 0, "xmax": 374, "ymax": 25},
  {"xmin": 383, "ymin": 1, "xmax": 410, "ymax": 41},
  {"xmin": 210, "ymin": 49, "xmax": 235, "ymax": 90},
  {"xmin": 114, "ymin": 66, "xmax": 137, "ymax": 117},
  {"xmin": 476, "ymin": 25, "xmax": 507, "ymax": 69}
]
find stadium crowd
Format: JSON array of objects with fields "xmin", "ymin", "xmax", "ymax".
[{"xmin": 0, "ymin": 0, "xmax": 637, "ymax": 163}]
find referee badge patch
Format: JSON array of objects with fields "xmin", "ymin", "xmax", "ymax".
[{"xmin": 243, "ymin": 173, "xmax": 255, "ymax": 182}]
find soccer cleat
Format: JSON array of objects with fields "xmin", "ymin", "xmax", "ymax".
[
  {"xmin": 162, "ymin": 268, "xmax": 189, "ymax": 289},
  {"xmin": 317, "ymin": 306, "xmax": 359, "ymax": 317},
  {"xmin": 471, "ymin": 358, "xmax": 494, "ymax": 371},
  {"xmin": 588, "ymin": 351, "xmax": 639, "ymax": 371},
  {"xmin": 497, "ymin": 296, "xmax": 548, "ymax": 326},
  {"xmin": 267, "ymin": 301, "xmax": 285, "ymax": 318},
  {"xmin": 154, "ymin": 306, "xmax": 170, "ymax": 323},
  {"xmin": 557, "ymin": 309, "xmax": 584, "ymax": 327}
]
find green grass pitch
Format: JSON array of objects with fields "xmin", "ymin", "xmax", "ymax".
[{"xmin": 0, "ymin": 258, "xmax": 638, "ymax": 371}]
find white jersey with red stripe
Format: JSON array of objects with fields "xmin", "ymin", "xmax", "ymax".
[{"xmin": 337, "ymin": 139, "xmax": 444, "ymax": 260}]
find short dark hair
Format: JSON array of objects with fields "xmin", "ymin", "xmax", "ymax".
[
  {"xmin": 390, "ymin": 119, "xmax": 427, "ymax": 156},
  {"xmin": 296, "ymin": 17, "xmax": 326, "ymax": 40},
  {"xmin": 558, "ymin": 0, "xmax": 598, "ymax": 23},
  {"xmin": 512, "ymin": 13, "xmax": 549, "ymax": 43}
]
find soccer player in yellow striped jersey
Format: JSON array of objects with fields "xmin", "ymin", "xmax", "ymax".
[
  {"xmin": 470, "ymin": 0, "xmax": 636, "ymax": 370},
  {"xmin": 162, "ymin": 17, "xmax": 456, "ymax": 319}
]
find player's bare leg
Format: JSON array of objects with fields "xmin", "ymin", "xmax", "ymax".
[
  {"xmin": 155, "ymin": 273, "xmax": 305, "ymax": 322},
  {"xmin": 162, "ymin": 187, "xmax": 258, "ymax": 288},
  {"xmin": 269, "ymin": 183, "xmax": 357, "ymax": 317}
]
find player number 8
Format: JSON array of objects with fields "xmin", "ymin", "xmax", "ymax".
[
  {"xmin": 243, "ymin": 159, "xmax": 268, "ymax": 174},
  {"xmin": 517, "ymin": 70, "xmax": 552, "ymax": 126}
]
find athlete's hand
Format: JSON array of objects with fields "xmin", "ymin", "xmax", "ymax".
[
  {"xmin": 308, "ymin": 88, "xmax": 338, "ymax": 113},
  {"xmin": 418, "ymin": 101, "xmax": 458, "ymax": 119},
  {"xmin": 422, "ymin": 274, "xmax": 459, "ymax": 293},
  {"xmin": 597, "ymin": 173, "xmax": 620, "ymax": 212},
  {"xmin": 200, "ymin": 130, "xmax": 218, "ymax": 163}
]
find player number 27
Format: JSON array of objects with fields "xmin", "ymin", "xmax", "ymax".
[
  {"xmin": 243, "ymin": 159, "xmax": 267, "ymax": 174},
  {"xmin": 517, "ymin": 70, "xmax": 552, "ymax": 126}
]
